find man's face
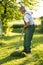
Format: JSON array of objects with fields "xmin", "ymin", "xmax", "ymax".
[{"xmin": 20, "ymin": 9, "xmax": 24, "ymax": 14}]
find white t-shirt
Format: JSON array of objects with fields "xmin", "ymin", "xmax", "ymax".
[{"xmin": 23, "ymin": 11, "xmax": 34, "ymax": 25}]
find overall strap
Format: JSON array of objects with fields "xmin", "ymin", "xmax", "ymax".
[
  {"xmin": 24, "ymin": 13, "xmax": 30, "ymax": 16},
  {"xmin": 23, "ymin": 13, "xmax": 30, "ymax": 24}
]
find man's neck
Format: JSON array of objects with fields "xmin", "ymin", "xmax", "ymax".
[{"xmin": 23, "ymin": 10, "xmax": 26, "ymax": 14}]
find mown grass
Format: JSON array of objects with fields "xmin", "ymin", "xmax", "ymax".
[{"xmin": 0, "ymin": 28, "xmax": 43, "ymax": 65}]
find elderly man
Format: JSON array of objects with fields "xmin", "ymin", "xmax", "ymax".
[{"xmin": 20, "ymin": 6, "xmax": 35, "ymax": 53}]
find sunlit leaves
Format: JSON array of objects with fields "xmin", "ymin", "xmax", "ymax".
[
  {"xmin": 0, "ymin": 0, "xmax": 39, "ymax": 20},
  {"xmin": 0, "ymin": 0, "xmax": 39, "ymax": 34}
]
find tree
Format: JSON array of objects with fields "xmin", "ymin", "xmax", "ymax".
[
  {"xmin": 40, "ymin": 17, "xmax": 43, "ymax": 33},
  {"xmin": 0, "ymin": 0, "xmax": 21, "ymax": 34},
  {"xmin": 0, "ymin": 0, "xmax": 39, "ymax": 34}
]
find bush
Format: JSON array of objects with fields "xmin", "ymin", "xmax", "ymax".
[
  {"xmin": 40, "ymin": 17, "xmax": 43, "ymax": 33},
  {"xmin": 11, "ymin": 24, "xmax": 24, "ymax": 33},
  {"xmin": 12, "ymin": 24, "xmax": 24, "ymax": 29}
]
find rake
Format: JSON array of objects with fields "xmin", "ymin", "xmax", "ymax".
[{"xmin": 15, "ymin": 30, "xmax": 23, "ymax": 51}]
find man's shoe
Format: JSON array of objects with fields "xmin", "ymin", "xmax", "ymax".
[
  {"xmin": 22, "ymin": 50, "xmax": 26, "ymax": 52},
  {"xmin": 22, "ymin": 50, "xmax": 31, "ymax": 54},
  {"xmin": 25, "ymin": 51, "xmax": 31, "ymax": 54}
]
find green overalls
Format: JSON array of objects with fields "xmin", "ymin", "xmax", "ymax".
[{"xmin": 23, "ymin": 13, "xmax": 35, "ymax": 52}]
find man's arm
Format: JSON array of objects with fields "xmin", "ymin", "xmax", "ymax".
[
  {"xmin": 23, "ymin": 14, "xmax": 30, "ymax": 30},
  {"xmin": 23, "ymin": 22, "xmax": 30, "ymax": 30}
]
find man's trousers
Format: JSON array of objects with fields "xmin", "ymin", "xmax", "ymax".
[{"xmin": 24, "ymin": 25, "xmax": 35, "ymax": 51}]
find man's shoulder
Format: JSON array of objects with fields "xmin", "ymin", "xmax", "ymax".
[{"xmin": 25, "ymin": 11, "xmax": 30, "ymax": 16}]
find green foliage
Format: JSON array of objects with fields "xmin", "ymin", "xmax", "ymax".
[
  {"xmin": 40, "ymin": 17, "xmax": 43, "ymax": 33},
  {"xmin": 0, "ymin": 0, "xmax": 39, "ymax": 34},
  {"xmin": 0, "ymin": 0, "xmax": 22, "ymax": 34},
  {"xmin": 0, "ymin": 0, "xmax": 22, "ymax": 20},
  {"xmin": 12, "ymin": 24, "xmax": 24, "ymax": 28},
  {"xmin": 0, "ymin": 0, "xmax": 39, "ymax": 20},
  {"xmin": 19, "ymin": 0, "xmax": 39, "ymax": 10}
]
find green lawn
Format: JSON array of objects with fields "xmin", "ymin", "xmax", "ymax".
[{"xmin": 0, "ymin": 31, "xmax": 43, "ymax": 65}]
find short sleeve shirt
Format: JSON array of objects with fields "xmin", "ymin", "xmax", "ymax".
[{"xmin": 23, "ymin": 11, "xmax": 34, "ymax": 25}]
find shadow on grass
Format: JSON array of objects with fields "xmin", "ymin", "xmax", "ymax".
[
  {"xmin": 0, "ymin": 42, "xmax": 16, "ymax": 48},
  {"xmin": 0, "ymin": 35, "xmax": 43, "ymax": 65},
  {"xmin": 6, "ymin": 36, "xmax": 43, "ymax": 49},
  {"xmin": 7, "ymin": 41, "xmax": 23, "ymax": 49},
  {"xmin": 0, "ymin": 35, "xmax": 18, "ymax": 40},
  {"xmin": 0, "ymin": 35, "xmax": 23, "ymax": 41},
  {"xmin": 0, "ymin": 42, "xmax": 7, "ymax": 48},
  {"xmin": 0, "ymin": 41, "xmax": 23, "ymax": 49},
  {"xmin": 0, "ymin": 51, "xmax": 26, "ymax": 65},
  {"xmin": 19, "ymin": 52, "xmax": 43, "ymax": 65},
  {"xmin": 0, "ymin": 35, "xmax": 43, "ymax": 49}
]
